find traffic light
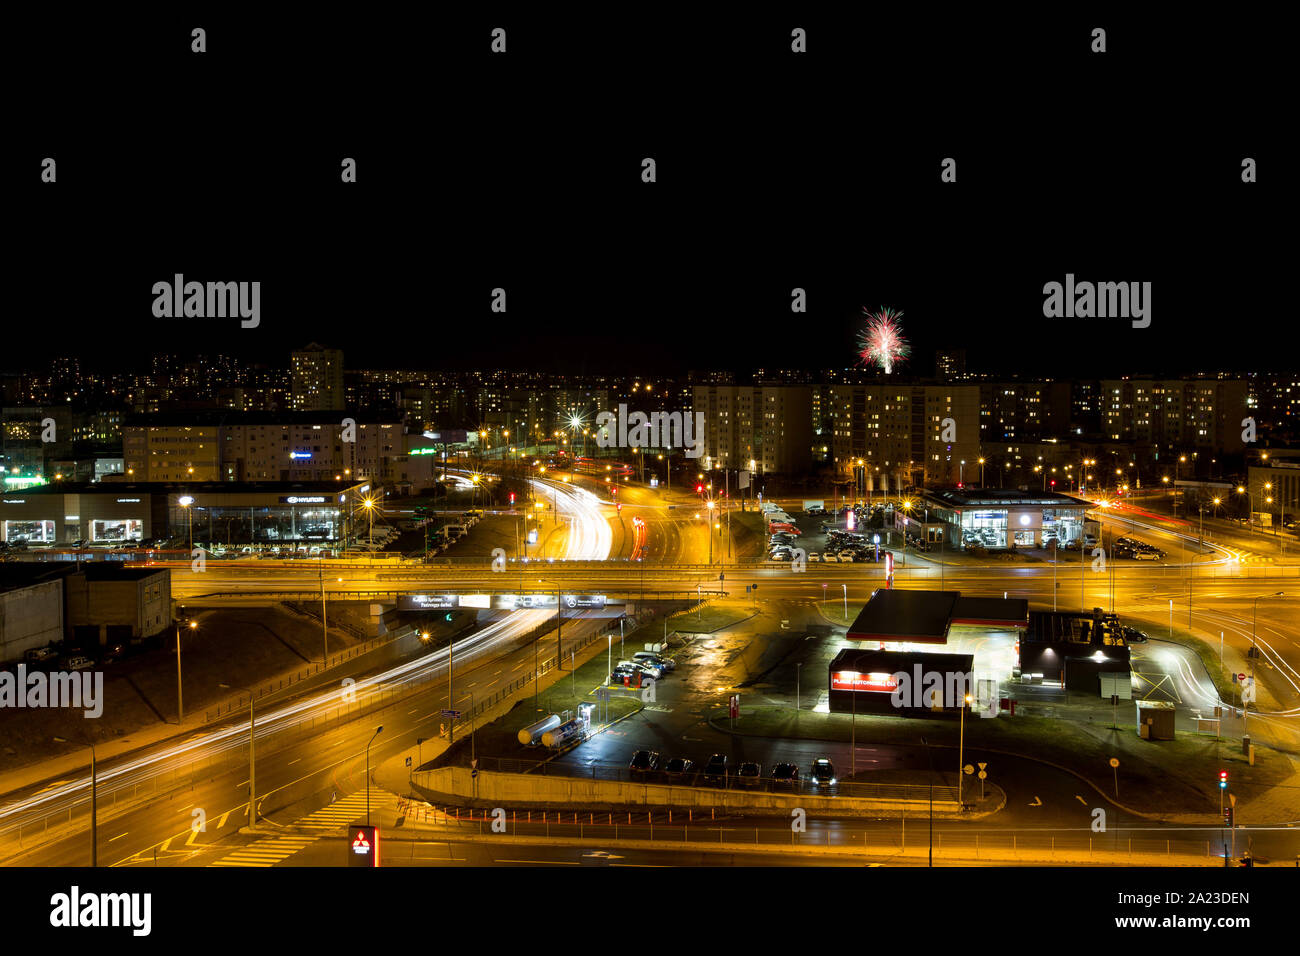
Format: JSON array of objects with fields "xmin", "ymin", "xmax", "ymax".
[
  {"xmin": 695, "ymin": 483, "xmax": 703, "ymax": 493},
  {"xmin": 509, "ymin": 492, "xmax": 515, "ymax": 505},
  {"xmin": 1219, "ymin": 770, "xmax": 1229, "ymax": 789}
]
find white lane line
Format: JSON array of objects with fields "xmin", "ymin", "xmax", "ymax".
[
  {"xmin": 495, "ymin": 859, "xmax": 581, "ymax": 865},
  {"xmin": 287, "ymin": 758, "xmax": 302, "ymax": 766},
  {"xmin": 109, "ymin": 832, "xmax": 128, "ymax": 842}
]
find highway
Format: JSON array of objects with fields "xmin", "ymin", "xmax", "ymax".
[{"xmin": 3, "ymin": 478, "xmax": 1297, "ymax": 867}]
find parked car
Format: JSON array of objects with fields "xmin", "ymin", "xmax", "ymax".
[
  {"xmin": 1120, "ymin": 626, "xmax": 1149, "ymax": 643},
  {"xmin": 24, "ymin": 646, "xmax": 59, "ymax": 664},
  {"xmin": 619, "ymin": 658, "xmax": 663, "ymax": 679},
  {"xmin": 62, "ymin": 656, "xmax": 94, "ymax": 671},
  {"xmin": 611, "ymin": 667, "xmax": 652, "ymax": 688},
  {"xmin": 771, "ymin": 762, "xmax": 800, "ymax": 785},
  {"xmin": 809, "ymin": 758, "xmax": 836, "ymax": 788},
  {"xmin": 633, "ymin": 651, "xmax": 676, "ymax": 671},
  {"xmin": 663, "ymin": 757, "xmax": 693, "ymax": 777},
  {"xmin": 737, "ymin": 761, "xmax": 762, "ymax": 786},
  {"xmin": 1132, "ymin": 549, "xmax": 1159, "ymax": 561},
  {"xmin": 702, "ymin": 753, "xmax": 728, "ymax": 781},
  {"xmin": 629, "ymin": 750, "xmax": 660, "ymax": 772}
]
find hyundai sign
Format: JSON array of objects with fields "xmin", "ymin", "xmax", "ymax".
[{"xmin": 280, "ymin": 496, "xmax": 327, "ymax": 504}]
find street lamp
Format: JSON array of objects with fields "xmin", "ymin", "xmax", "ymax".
[
  {"xmin": 365, "ymin": 726, "xmax": 384, "ymax": 826},
  {"xmin": 175, "ymin": 618, "xmax": 197, "ymax": 723},
  {"xmin": 977, "ymin": 457, "xmax": 985, "ymax": 487},
  {"xmin": 362, "ymin": 496, "xmax": 375, "ymax": 546},
  {"xmin": 958, "ymin": 693, "xmax": 973, "ymax": 808},
  {"xmin": 179, "ymin": 495, "xmax": 194, "ymax": 552}
]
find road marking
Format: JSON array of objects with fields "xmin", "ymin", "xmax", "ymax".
[
  {"xmin": 186, "ymin": 828, "xmax": 200, "ymax": 846},
  {"xmin": 1076, "ymin": 795, "xmax": 1087, "ymax": 805},
  {"xmin": 217, "ymin": 811, "xmax": 230, "ymax": 828},
  {"xmin": 287, "ymin": 758, "xmax": 302, "ymax": 766},
  {"xmin": 109, "ymin": 832, "xmax": 128, "ymax": 842},
  {"xmin": 159, "ymin": 837, "xmax": 173, "ymax": 852},
  {"xmin": 177, "ymin": 804, "xmax": 193, "ymax": 813},
  {"xmin": 495, "ymin": 859, "xmax": 581, "ymax": 865},
  {"xmin": 408, "ymin": 708, "xmax": 420, "ymax": 715},
  {"xmin": 1029, "ymin": 796, "xmax": 1043, "ymax": 807}
]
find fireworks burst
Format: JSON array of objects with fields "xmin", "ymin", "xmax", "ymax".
[{"xmin": 857, "ymin": 307, "xmax": 910, "ymax": 374}]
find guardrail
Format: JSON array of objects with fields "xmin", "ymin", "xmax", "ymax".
[{"xmin": 389, "ymin": 805, "xmax": 1227, "ymax": 860}]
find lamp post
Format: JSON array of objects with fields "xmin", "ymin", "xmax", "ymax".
[
  {"xmin": 978, "ymin": 457, "xmax": 985, "ymax": 488},
  {"xmin": 1248, "ymin": 591, "xmax": 1286, "ymax": 733},
  {"xmin": 318, "ymin": 554, "xmax": 329, "ymax": 663},
  {"xmin": 920, "ymin": 736, "xmax": 934, "ymax": 867},
  {"xmin": 958, "ymin": 693, "xmax": 972, "ymax": 808},
  {"xmin": 175, "ymin": 618, "xmax": 196, "ymax": 723},
  {"xmin": 179, "ymin": 495, "xmax": 194, "ymax": 553},
  {"xmin": 842, "ymin": 583, "xmax": 848, "ymax": 620},
  {"xmin": 365, "ymin": 726, "xmax": 383, "ymax": 825},
  {"xmin": 796, "ymin": 662, "xmax": 802, "ymax": 713}
]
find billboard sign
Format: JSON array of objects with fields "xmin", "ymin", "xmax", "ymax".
[
  {"xmin": 831, "ymin": 671, "xmax": 901, "ymax": 693},
  {"xmin": 397, "ymin": 593, "xmax": 458, "ymax": 610}
]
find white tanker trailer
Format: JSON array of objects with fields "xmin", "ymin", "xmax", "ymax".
[
  {"xmin": 517, "ymin": 714, "xmax": 562, "ymax": 746},
  {"xmin": 541, "ymin": 718, "xmax": 584, "ymax": 749}
]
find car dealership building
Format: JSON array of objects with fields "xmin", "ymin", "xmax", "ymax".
[{"xmin": 0, "ymin": 480, "xmax": 374, "ymax": 548}]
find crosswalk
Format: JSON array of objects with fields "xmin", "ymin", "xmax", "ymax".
[
  {"xmin": 209, "ymin": 789, "xmax": 387, "ymax": 867},
  {"xmin": 295, "ymin": 788, "xmax": 387, "ymax": 831},
  {"xmin": 211, "ymin": 834, "xmax": 319, "ymax": 867}
]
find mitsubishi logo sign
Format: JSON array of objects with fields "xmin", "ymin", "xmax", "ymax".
[{"xmin": 349, "ymin": 825, "xmax": 379, "ymax": 867}]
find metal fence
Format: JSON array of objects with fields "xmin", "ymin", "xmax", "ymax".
[
  {"xmin": 390, "ymin": 804, "xmax": 1225, "ymax": 860},
  {"xmin": 459, "ymin": 756, "xmax": 959, "ymax": 803}
]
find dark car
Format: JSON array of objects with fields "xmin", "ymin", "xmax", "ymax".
[
  {"xmin": 629, "ymin": 750, "xmax": 660, "ymax": 772},
  {"xmin": 611, "ymin": 667, "xmax": 651, "ymax": 688},
  {"xmin": 702, "ymin": 753, "xmax": 728, "ymax": 782},
  {"xmin": 771, "ymin": 762, "xmax": 800, "ymax": 785},
  {"xmin": 1120, "ymin": 626, "xmax": 1149, "ymax": 643},
  {"xmin": 809, "ymin": 758, "xmax": 836, "ymax": 787},
  {"xmin": 737, "ymin": 761, "xmax": 762, "ymax": 786},
  {"xmin": 663, "ymin": 757, "xmax": 694, "ymax": 777}
]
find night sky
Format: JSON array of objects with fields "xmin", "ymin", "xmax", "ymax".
[{"xmin": 5, "ymin": 10, "xmax": 1285, "ymax": 378}]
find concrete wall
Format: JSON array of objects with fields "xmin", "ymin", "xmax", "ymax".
[
  {"xmin": 64, "ymin": 570, "xmax": 170, "ymax": 642},
  {"xmin": 412, "ymin": 766, "xmax": 957, "ymax": 817},
  {"xmin": 0, "ymin": 579, "xmax": 64, "ymax": 663}
]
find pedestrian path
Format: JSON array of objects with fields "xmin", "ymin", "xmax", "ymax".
[
  {"xmin": 295, "ymin": 788, "xmax": 387, "ymax": 831},
  {"xmin": 208, "ymin": 789, "xmax": 387, "ymax": 866},
  {"xmin": 211, "ymin": 834, "xmax": 319, "ymax": 867}
]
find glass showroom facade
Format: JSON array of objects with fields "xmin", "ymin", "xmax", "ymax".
[
  {"xmin": 1, "ymin": 481, "xmax": 372, "ymax": 548},
  {"xmin": 922, "ymin": 489, "xmax": 1091, "ymax": 551}
]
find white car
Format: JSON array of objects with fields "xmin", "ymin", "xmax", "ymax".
[{"xmin": 1132, "ymin": 549, "xmax": 1159, "ymax": 561}]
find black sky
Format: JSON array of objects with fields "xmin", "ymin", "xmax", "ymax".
[{"xmin": 4, "ymin": 9, "xmax": 1286, "ymax": 378}]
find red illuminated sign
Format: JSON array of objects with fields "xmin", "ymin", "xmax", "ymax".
[
  {"xmin": 349, "ymin": 825, "xmax": 380, "ymax": 867},
  {"xmin": 831, "ymin": 671, "xmax": 899, "ymax": 693}
]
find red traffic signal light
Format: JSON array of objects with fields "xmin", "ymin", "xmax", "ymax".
[
  {"xmin": 1050, "ymin": 479, "xmax": 1056, "ymax": 487},
  {"xmin": 509, "ymin": 492, "xmax": 515, "ymax": 504},
  {"xmin": 695, "ymin": 484, "xmax": 703, "ymax": 493}
]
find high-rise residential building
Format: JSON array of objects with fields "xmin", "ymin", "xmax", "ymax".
[
  {"xmin": 1099, "ymin": 378, "xmax": 1247, "ymax": 455},
  {"xmin": 979, "ymin": 382, "xmax": 1072, "ymax": 444},
  {"xmin": 290, "ymin": 343, "xmax": 345, "ymax": 411},
  {"xmin": 121, "ymin": 411, "xmax": 405, "ymax": 483},
  {"xmin": 826, "ymin": 384, "xmax": 980, "ymax": 489},
  {"xmin": 692, "ymin": 385, "xmax": 812, "ymax": 474},
  {"xmin": 934, "ymin": 349, "xmax": 967, "ymax": 381}
]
